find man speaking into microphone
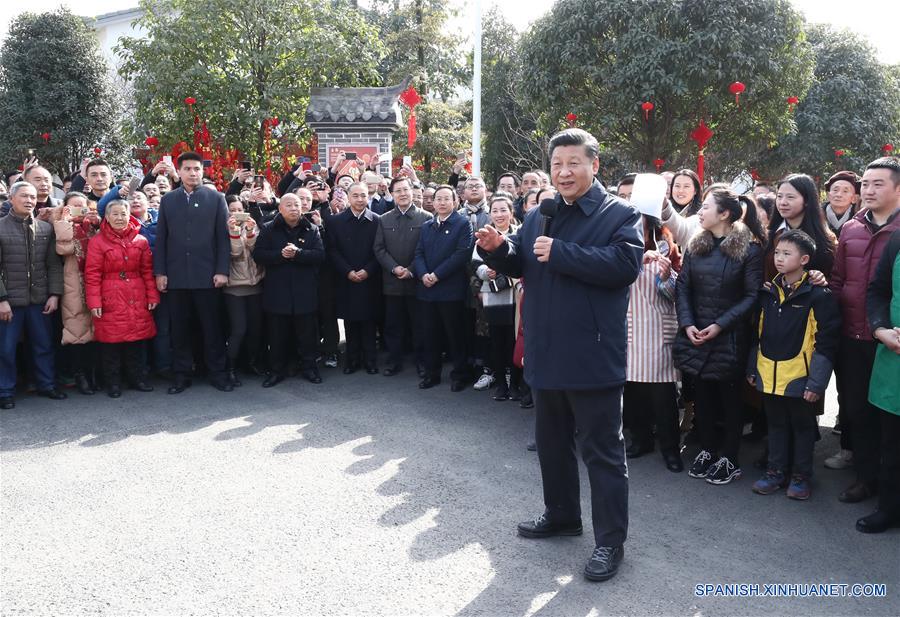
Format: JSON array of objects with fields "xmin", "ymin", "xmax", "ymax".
[{"xmin": 475, "ymin": 129, "xmax": 643, "ymax": 581}]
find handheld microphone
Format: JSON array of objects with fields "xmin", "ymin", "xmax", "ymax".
[{"xmin": 538, "ymin": 198, "xmax": 558, "ymax": 236}]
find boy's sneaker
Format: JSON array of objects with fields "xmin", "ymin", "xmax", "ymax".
[
  {"xmin": 705, "ymin": 456, "xmax": 742, "ymax": 485},
  {"xmin": 688, "ymin": 450, "xmax": 715, "ymax": 479},
  {"xmin": 824, "ymin": 449, "xmax": 853, "ymax": 470},
  {"xmin": 752, "ymin": 469, "xmax": 787, "ymax": 495},
  {"xmin": 473, "ymin": 371, "xmax": 495, "ymax": 391},
  {"xmin": 786, "ymin": 474, "xmax": 811, "ymax": 500},
  {"xmin": 324, "ymin": 354, "xmax": 339, "ymax": 369}
]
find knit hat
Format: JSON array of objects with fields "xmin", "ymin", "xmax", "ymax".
[{"xmin": 825, "ymin": 170, "xmax": 860, "ymax": 194}]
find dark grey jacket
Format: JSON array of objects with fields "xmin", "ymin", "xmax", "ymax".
[
  {"xmin": 374, "ymin": 205, "xmax": 433, "ymax": 296},
  {"xmin": 0, "ymin": 212, "xmax": 63, "ymax": 306},
  {"xmin": 153, "ymin": 185, "xmax": 230, "ymax": 290}
]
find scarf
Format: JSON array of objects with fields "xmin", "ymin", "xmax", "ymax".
[{"xmin": 825, "ymin": 203, "xmax": 853, "ymax": 232}]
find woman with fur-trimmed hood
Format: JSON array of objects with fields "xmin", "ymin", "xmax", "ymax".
[{"xmin": 674, "ymin": 188, "xmax": 764, "ymax": 486}]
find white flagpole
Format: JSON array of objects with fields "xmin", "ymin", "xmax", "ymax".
[{"xmin": 471, "ymin": 0, "xmax": 482, "ymax": 176}]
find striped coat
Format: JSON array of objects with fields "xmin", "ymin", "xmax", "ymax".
[{"xmin": 626, "ymin": 260, "xmax": 679, "ymax": 382}]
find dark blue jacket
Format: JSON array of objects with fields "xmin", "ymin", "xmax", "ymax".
[
  {"xmin": 252, "ymin": 214, "xmax": 325, "ymax": 315},
  {"xmin": 326, "ymin": 207, "xmax": 382, "ymax": 321},
  {"xmin": 414, "ymin": 210, "xmax": 474, "ymax": 302},
  {"xmin": 478, "ymin": 181, "xmax": 643, "ymax": 390},
  {"xmin": 153, "ymin": 185, "xmax": 230, "ymax": 289}
]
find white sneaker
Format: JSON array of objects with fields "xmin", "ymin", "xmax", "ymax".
[
  {"xmin": 473, "ymin": 373, "xmax": 495, "ymax": 390},
  {"xmin": 824, "ymin": 449, "xmax": 853, "ymax": 470}
]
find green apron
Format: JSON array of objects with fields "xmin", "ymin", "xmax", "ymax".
[{"xmin": 869, "ymin": 252, "xmax": 900, "ymax": 415}]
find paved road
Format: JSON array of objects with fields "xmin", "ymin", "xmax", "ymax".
[{"xmin": 1, "ymin": 369, "xmax": 897, "ymax": 616}]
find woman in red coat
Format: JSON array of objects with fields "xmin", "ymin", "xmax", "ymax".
[{"xmin": 84, "ymin": 200, "xmax": 159, "ymax": 398}]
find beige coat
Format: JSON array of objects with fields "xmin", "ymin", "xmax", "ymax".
[
  {"xmin": 53, "ymin": 216, "xmax": 96, "ymax": 344},
  {"xmin": 227, "ymin": 230, "xmax": 264, "ymax": 288}
]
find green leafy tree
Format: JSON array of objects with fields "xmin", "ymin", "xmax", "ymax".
[
  {"xmin": 0, "ymin": 8, "xmax": 122, "ymax": 177},
  {"xmin": 116, "ymin": 0, "xmax": 386, "ymax": 164},
  {"xmin": 522, "ymin": 0, "xmax": 815, "ymax": 180},
  {"xmin": 755, "ymin": 25, "xmax": 900, "ymax": 181}
]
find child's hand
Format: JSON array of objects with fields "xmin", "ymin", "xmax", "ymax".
[
  {"xmin": 803, "ymin": 390, "xmax": 820, "ymax": 403},
  {"xmin": 746, "ymin": 375, "xmax": 756, "ymax": 386}
]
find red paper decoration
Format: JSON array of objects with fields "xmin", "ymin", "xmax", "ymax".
[
  {"xmin": 565, "ymin": 113, "xmax": 578, "ymax": 127},
  {"xmin": 883, "ymin": 144, "xmax": 895, "ymax": 153},
  {"xmin": 729, "ymin": 81, "xmax": 746, "ymax": 106},
  {"xmin": 653, "ymin": 158, "xmax": 665, "ymax": 172},
  {"xmin": 144, "ymin": 136, "xmax": 159, "ymax": 148},
  {"xmin": 93, "ymin": 146, "xmax": 102, "ymax": 155},
  {"xmin": 41, "ymin": 132, "xmax": 51, "ymax": 143},
  {"xmin": 750, "ymin": 169, "xmax": 761, "ymax": 182},
  {"xmin": 184, "ymin": 96, "xmax": 196, "ymax": 106},
  {"xmin": 787, "ymin": 96, "xmax": 799, "ymax": 111},
  {"xmin": 835, "ymin": 149, "xmax": 845, "ymax": 157},
  {"xmin": 690, "ymin": 120, "xmax": 714, "ymax": 185},
  {"xmin": 641, "ymin": 101, "xmax": 654, "ymax": 121},
  {"xmin": 399, "ymin": 87, "xmax": 422, "ymax": 148}
]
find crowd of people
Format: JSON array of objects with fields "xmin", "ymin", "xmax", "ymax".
[{"xmin": 1, "ymin": 135, "xmax": 898, "ymax": 552}]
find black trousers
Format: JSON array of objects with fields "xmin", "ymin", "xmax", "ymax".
[
  {"xmin": 694, "ymin": 378, "xmax": 744, "ymax": 465},
  {"xmin": 422, "ymin": 300, "xmax": 468, "ymax": 382},
  {"xmin": 224, "ymin": 293, "xmax": 263, "ymax": 364},
  {"xmin": 488, "ymin": 323, "xmax": 521, "ymax": 386},
  {"xmin": 623, "ymin": 381, "xmax": 679, "ymax": 454},
  {"xmin": 168, "ymin": 288, "xmax": 226, "ymax": 379},
  {"xmin": 317, "ymin": 273, "xmax": 339, "ymax": 355},
  {"xmin": 763, "ymin": 393, "xmax": 818, "ymax": 478},
  {"xmin": 878, "ymin": 410, "xmax": 900, "ymax": 515},
  {"xmin": 344, "ymin": 320, "xmax": 376, "ymax": 366},
  {"xmin": 267, "ymin": 312, "xmax": 318, "ymax": 375},
  {"xmin": 384, "ymin": 294, "xmax": 423, "ymax": 367},
  {"xmin": 835, "ymin": 337, "xmax": 881, "ymax": 486},
  {"xmin": 101, "ymin": 341, "xmax": 145, "ymax": 386},
  {"xmin": 833, "ymin": 339, "xmax": 855, "ymax": 450},
  {"xmin": 534, "ymin": 386, "xmax": 628, "ymax": 547}
]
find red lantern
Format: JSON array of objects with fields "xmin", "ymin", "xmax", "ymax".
[
  {"xmin": 750, "ymin": 169, "xmax": 761, "ymax": 182},
  {"xmin": 184, "ymin": 96, "xmax": 196, "ymax": 106},
  {"xmin": 690, "ymin": 120, "xmax": 714, "ymax": 185},
  {"xmin": 271, "ymin": 117, "xmax": 280, "ymax": 127},
  {"xmin": 144, "ymin": 136, "xmax": 159, "ymax": 148},
  {"xmin": 565, "ymin": 112, "xmax": 578, "ymax": 127},
  {"xmin": 729, "ymin": 81, "xmax": 746, "ymax": 106},
  {"xmin": 641, "ymin": 101, "xmax": 654, "ymax": 121},
  {"xmin": 41, "ymin": 132, "xmax": 51, "ymax": 143},
  {"xmin": 835, "ymin": 149, "xmax": 845, "ymax": 157},
  {"xmin": 93, "ymin": 146, "xmax": 102, "ymax": 156},
  {"xmin": 399, "ymin": 87, "xmax": 422, "ymax": 148},
  {"xmin": 653, "ymin": 158, "xmax": 665, "ymax": 172},
  {"xmin": 883, "ymin": 144, "xmax": 895, "ymax": 153},
  {"xmin": 787, "ymin": 96, "xmax": 799, "ymax": 111}
]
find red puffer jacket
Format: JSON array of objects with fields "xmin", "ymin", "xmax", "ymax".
[
  {"xmin": 829, "ymin": 209, "xmax": 900, "ymax": 340},
  {"xmin": 84, "ymin": 218, "xmax": 160, "ymax": 343}
]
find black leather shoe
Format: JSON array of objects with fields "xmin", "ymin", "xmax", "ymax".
[
  {"xmin": 75, "ymin": 373, "xmax": 95, "ymax": 395},
  {"xmin": 416, "ymin": 364, "xmax": 427, "ymax": 379},
  {"xmin": 450, "ymin": 380, "xmax": 466, "ymax": 392},
  {"xmin": 383, "ymin": 365, "xmax": 401, "ymax": 376},
  {"xmin": 508, "ymin": 385, "xmax": 523, "ymax": 401},
  {"xmin": 584, "ymin": 545, "xmax": 624, "ymax": 582},
  {"xmin": 365, "ymin": 364, "xmax": 379, "ymax": 375},
  {"xmin": 343, "ymin": 363, "xmax": 359, "ymax": 375},
  {"xmin": 493, "ymin": 384, "xmax": 509, "ymax": 401},
  {"xmin": 107, "ymin": 385, "xmax": 122, "ymax": 399},
  {"xmin": 0, "ymin": 397, "xmax": 15, "ymax": 410},
  {"xmin": 210, "ymin": 379, "xmax": 233, "ymax": 392},
  {"xmin": 130, "ymin": 381, "xmax": 154, "ymax": 392},
  {"xmin": 626, "ymin": 442, "xmax": 654, "ymax": 458},
  {"xmin": 517, "ymin": 512, "xmax": 582, "ymax": 538},
  {"xmin": 167, "ymin": 377, "xmax": 192, "ymax": 395},
  {"xmin": 262, "ymin": 374, "xmax": 285, "ymax": 388},
  {"xmin": 419, "ymin": 377, "xmax": 441, "ymax": 389},
  {"xmin": 663, "ymin": 451, "xmax": 684, "ymax": 473},
  {"xmin": 856, "ymin": 510, "xmax": 900, "ymax": 534},
  {"xmin": 37, "ymin": 389, "xmax": 67, "ymax": 400},
  {"xmin": 227, "ymin": 370, "xmax": 242, "ymax": 388},
  {"xmin": 302, "ymin": 369, "xmax": 322, "ymax": 384},
  {"xmin": 526, "ymin": 441, "xmax": 537, "ymax": 452},
  {"xmin": 520, "ymin": 392, "xmax": 534, "ymax": 409},
  {"xmin": 839, "ymin": 482, "xmax": 877, "ymax": 503}
]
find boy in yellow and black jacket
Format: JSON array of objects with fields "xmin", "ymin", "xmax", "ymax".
[{"xmin": 747, "ymin": 230, "xmax": 841, "ymax": 500}]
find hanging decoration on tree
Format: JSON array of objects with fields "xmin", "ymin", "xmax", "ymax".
[
  {"xmin": 729, "ymin": 81, "xmax": 746, "ymax": 106},
  {"xmin": 399, "ymin": 87, "xmax": 422, "ymax": 148},
  {"xmin": 653, "ymin": 158, "xmax": 665, "ymax": 172},
  {"xmin": 565, "ymin": 112, "xmax": 578, "ymax": 128},
  {"xmin": 641, "ymin": 101, "xmax": 655, "ymax": 122},
  {"xmin": 93, "ymin": 146, "xmax": 103, "ymax": 156},
  {"xmin": 261, "ymin": 117, "xmax": 281, "ymax": 180},
  {"xmin": 144, "ymin": 136, "xmax": 159, "ymax": 149},
  {"xmin": 883, "ymin": 144, "xmax": 894, "ymax": 153},
  {"xmin": 786, "ymin": 96, "xmax": 799, "ymax": 112},
  {"xmin": 41, "ymin": 132, "xmax": 51, "ymax": 143},
  {"xmin": 690, "ymin": 119, "xmax": 714, "ymax": 185},
  {"xmin": 834, "ymin": 149, "xmax": 845, "ymax": 158},
  {"xmin": 750, "ymin": 169, "xmax": 761, "ymax": 182}
]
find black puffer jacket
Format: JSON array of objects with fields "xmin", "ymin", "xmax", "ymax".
[{"xmin": 674, "ymin": 222, "xmax": 763, "ymax": 380}]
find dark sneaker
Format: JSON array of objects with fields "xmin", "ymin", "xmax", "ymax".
[
  {"xmin": 705, "ymin": 456, "xmax": 742, "ymax": 485},
  {"xmin": 752, "ymin": 469, "xmax": 787, "ymax": 495},
  {"xmin": 517, "ymin": 512, "xmax": 582, "ymax": 538},
  {"xmin": 786, "ymin": 474, "xmax": 811, "ymax": 500},
  {"xmin": 584, "ymin": 545, "xmax": 624, "ymax": 582},
  {"xmin": 492, "ymin": 384, "xmax": 509, "ymax": 401},
  {"xmin": 688, "ymin": 450, "xmax": 715, "ymax": 479}
]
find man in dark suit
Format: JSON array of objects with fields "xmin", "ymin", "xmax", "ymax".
[
  {"xmin": 154, "ymin": 151, "xmax": 232, "ymax": 394},
  {"xmin": 476, "ymin": 129, "xmax": 643, "ymax": 582},
  {"xmin": 413, "ymin": 184, "xmax": 474, "ymax": 392},
  {"xmin": 327, "ymin": 182, "xmax": 382, "ymax": 374},
  {"xmin": 374, "ymin": 177, "xmax": 433, "ymax": 377}
]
